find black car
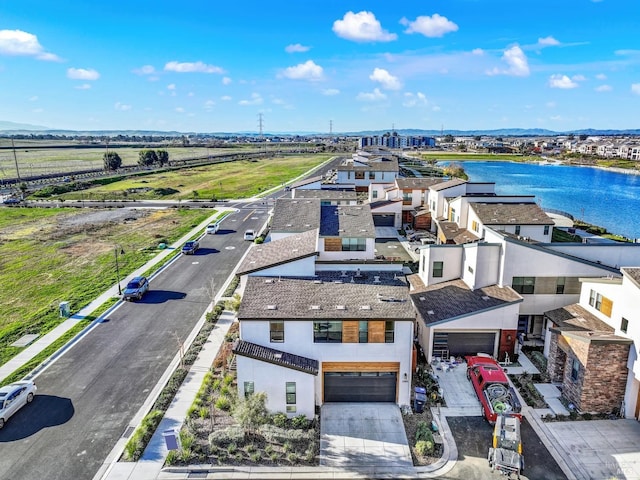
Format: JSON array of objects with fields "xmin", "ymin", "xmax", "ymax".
[
  {"xmin": 123, "ymin": 276, "xmax": 149, "ymax": 301},
  {"xmin": 182, "ymin": 240, "xmax": 200, "ymax": 254}
]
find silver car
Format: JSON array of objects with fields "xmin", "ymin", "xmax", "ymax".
[{"xmin": 0, "ymin": 380, "xmax": 37, "ymax": 428}]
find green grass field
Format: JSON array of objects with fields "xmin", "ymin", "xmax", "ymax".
[{"xmin": 54, "ymin": 154, "xmax": 330, "ymax": 200}]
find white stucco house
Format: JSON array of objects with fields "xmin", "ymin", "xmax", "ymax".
[{"xmin": 335, "ymin": 155, "xmax": 399, "ymax": 192}]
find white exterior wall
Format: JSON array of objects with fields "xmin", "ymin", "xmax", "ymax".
[
  {"xmin": 465, "ymin": 183, "xmax": 495, "ymax": 195},
  {"xmin": 369, "ymin": 183, "xmax": 394, "ymax": 202},
  {"xmin": 317, "ymin": 238, "xmax": 375, "ymax": 261},
  {"xmin": 489, "ymin": 224, "xmax": 550, "ymax": 242},
  {"xmin": 420, "ymin": 245, "xmax": 464, "ymax": 286},
  {"xmin": 546, "ymin": 244, "xmax": 640, "ymax": 269},
  {"xmin": 236, "ymin": 356, "xmax": 316, "ymax": 418},
  {"xmin": 579, "ymin": 276, "xmax": 640, "ymax": 418},
  {"xmin": 430, "ymin": 184, "xmax": 468, "ymax": 219},
  {"xmin": 314, "ymin": 263, "xmax": 404, "ymax": 273},
  {"xmin": 465, "ymin": 208, "xmax": 484, "ymax": 238},
  {"xmin": 240, "ymin": 320, "xmax": 414, "ymax": 406},
  {"xmin": 462, "ymin": 243, "xmax": 501, "ymax": 289}
]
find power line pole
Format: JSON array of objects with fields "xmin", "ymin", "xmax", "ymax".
[
  {"xmin": 329, "ymin": 120, "xmax": 333, "ymax": 135},
  {"xmin": 257, "ymin": 113, "xmax": 266, "ymax": 156},
  {"xmin": 11, "ymin": 138, "xmax": 21, "ymax": 182}
]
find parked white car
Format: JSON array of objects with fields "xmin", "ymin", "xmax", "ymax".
[
  {"xmin": 244, "ymin": 229, "xmax": 256, "ymax": 241},
  {"xmin": 0, "ymin": 380, "xmax": 37, "ymax": 428}
]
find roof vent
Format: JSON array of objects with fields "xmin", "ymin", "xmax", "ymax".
[
  {"xmin": 373, "ymin": 275, "xmax": 381, "ymax": 283},
  {"xmin": 335, "ymin": 305, "xmax": 346, "ymax": 310},
  {"xmin": 266, "ymin": 305, "xmax": 277, "ymax": 310},
  {"xmin": 309, "ymin": 305, "xmax": 321, "ymax": 310},
  {"xmin": 360, "ymin": 305, "xmax": 371, "ymax": 310},
  {"xmin": 273, "ymin": 352, "xmax": 282, "ymax": 359},
  {"xmin": 482, "ymin": 295, "xmax": 490, "ymax": 301},
  {"xmin": 264, "ymin": 279, "xmax": 274, "ymax": 283},
  {"xmin": 313, "ymin": 279, "xmax": 322, "ymax": 284},
  {"xmin": 427, "ymin": 310, "xmax": 435, "ymax": 315},
  {"xmin": 341, "ymin": 270, "xmax": 347, "ymax": 277},
  {"xmin": 333, "ymin": 280, "xmax": 343, "ymax": 284},
  {"xmin": 419, "ymin": 296, "xmax": 426, "ymax": 301},
  {"xmin": 292, "ymin": 248, "xmax": 299, "ymax": 253}
]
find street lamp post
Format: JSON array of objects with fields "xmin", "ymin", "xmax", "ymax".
[{"xmin": 114, "ymin": 246, "xmax": 125, "ymax": 295}]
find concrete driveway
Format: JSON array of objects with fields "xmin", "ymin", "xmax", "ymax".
[
  {"xmin": 320, "ymin": 403, "xmax": 412, "ymax": 468},
  {"xmin": 432, "ymin": 360, "xmax": 482, "ymax": 415}
]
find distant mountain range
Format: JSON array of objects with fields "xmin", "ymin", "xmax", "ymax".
[{"xmin": 1, "ymin": 120, "xmax": 640, "ymax": 137}]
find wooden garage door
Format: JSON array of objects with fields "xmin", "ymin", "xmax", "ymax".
[{"xmin": 324, "ymin": 372, "xmax": 397, "ymax": 402}]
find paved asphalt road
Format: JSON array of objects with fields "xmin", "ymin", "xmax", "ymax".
[
  {"xmin": 442, "ymin": 416, "xmax": 567, "ymax": 480},
  {"xmin": 0, "ymin": 203, "xmax": 270, "ymax": 480}
]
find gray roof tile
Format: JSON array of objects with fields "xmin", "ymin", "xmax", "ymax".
[
  {"xmin": 236, "ymin": 229, "xmax": 318, "ymax": 275},
  {"xmin": 319, "ymin": 205, "xmax": 375, "ymax": 237},
  {"xmin": 233, "ymin": 340, "xmax": 319, "ymax": 375},
  {"xmin": 396, "ymin": 177, "xmax": 446, "ymax": 189},
  {"xmin": 271, "ymin": 198, "xmax": 321, "ymax": 233},
  {"xmin": 293, "ymin": 189, "xmax": 357, "ymax": 201},
  {"xmin": 471, "ymin": 202, "xmax": 554, "ymax": 225}
]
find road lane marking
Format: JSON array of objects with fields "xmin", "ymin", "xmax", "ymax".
[{"xmin": 242, "ymin": 209, "xmax": 256, "ymax": 222}]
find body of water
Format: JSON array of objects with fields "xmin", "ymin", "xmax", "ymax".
[{"xmin": 441, "ymin": 161, "xmax": 640, "ymax": 240}]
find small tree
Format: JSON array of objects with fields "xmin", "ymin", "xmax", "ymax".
[
  {"xmin": 104, "ymin": 151, "xmax": 122, "ymax": 170},
  {"xmin": 156, "ymin": 149, "xmax": 169, "ymax": 166},
  {"xmin": 233, "ymin": 392, "xmax": 268, "ymax": 439},
  {"xmin": 138, "ymin": 149, "xmax": 158, "ymax": 166}
]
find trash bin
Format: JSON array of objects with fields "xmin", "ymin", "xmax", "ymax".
[
  {"xmin": 162, "ymin": 429, "xmax": 181, "ymax": 450},
  {"xmin": 414, "ymin": 386, "xmax": 427, "ymax": 413},
  {"xmin": 59, "ymin": 301, "xmax": 71, "ymax": 318}
]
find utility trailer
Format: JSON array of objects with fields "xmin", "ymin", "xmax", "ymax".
[{"xmin": 488, "ymin": 414, "xmax": 524, "ymax": 478}]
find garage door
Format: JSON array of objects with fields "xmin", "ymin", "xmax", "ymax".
[
  {"xmin": 324, "ymin": 372, "xmax": 396, "ymax": 402},
  {"xmin": 373, "ymin": 214, "xmax": 395, "ymax": 227},
  {"xmin": 433, "ymin": 332, "xmax": 496, "ymax": 357}
]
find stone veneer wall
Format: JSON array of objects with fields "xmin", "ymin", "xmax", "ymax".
[
  {"xmin": 562, "ymin": 338, "xmax": 629, "ymax": 413},
  {"xmin": 546, "ymin": 332, "xmax": 566, "ymax": 383}
]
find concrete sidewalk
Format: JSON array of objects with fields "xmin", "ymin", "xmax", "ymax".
[{"xmin": 0, "ymin": 208, "xmax": 234, "ymax": 385}]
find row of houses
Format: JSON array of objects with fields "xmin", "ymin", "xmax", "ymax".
[{"xmin": 230, "ymin": 152, "xmax": 640, "ymax": 422}]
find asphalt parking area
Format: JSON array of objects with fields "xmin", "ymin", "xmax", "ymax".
[
  {"xmin": 443, "ymin": 416, "xmax": 566, "ymax": 480},
  {"xmin": 374, "ymin": 238, "xmax": 414, "ymax": 262}
]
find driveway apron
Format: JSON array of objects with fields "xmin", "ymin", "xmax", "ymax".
[{"xmin": 320, "ymin": 403, "xmax": 412, "ymax": 468}]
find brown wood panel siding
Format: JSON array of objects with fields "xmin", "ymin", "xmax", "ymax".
[
  {"xmin": 322, "ymin": 362, "xmax": 400, "ymax": 372},
  {"xmin": 342, "ymin": 321, "xmax": 359, "ymax": 343},
  {"xmin": 368, "ymin": 321, "xmax": 385, "ymax": 343},
  {"xmin": 601, "ymin": 296, "xmax": 613, "ymax": 317},
  {"xmin": 324, "ymin": 237, "xmax": 342, "ymax": 251}
]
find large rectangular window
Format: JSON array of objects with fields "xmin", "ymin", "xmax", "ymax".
[
  {"xmin": 512, "ymin": 277, "xmax": 535, "ymax": 294},
  {"xmin": 372, "ymin": 190, "xmax": 378, "ymax": 199},
  {"xmin": 556, "ymin": 277, "xmax": 566, "ymax": 294},
  {"xmin": 244, "ymin": 381, "xmax": 254, "ymax": 398},
  {"xmin": 342, "ymin": 238, "xmax": 366, "ymax": 251},
  {"xmin": 313, "ymin": 321, "xmax": 342, "ymax": 343},
  {"xmin": 270, "ymin": 321, "xmax": 284, "ymax": 343},
  {"xmin": 515, "ymin": 225, "xmax": 521, "ymax": 235},
  {"xmin": 433, "ymin": 261, "xmax": 444, "ymax": 278},
  {"xmin": 359, "ymin": 320, "xmax": 368, "ymax": 343},
  {"xmin": 355, "ymin": 171, "xmax": 365, "ymax": 179},
  {"xmin": 621, "ymin": 317, "xmax": 629, "ymax": 334},
  {"xmin": 369, "ymin": 171, "xmax": 375, "ymax": 179},
  {"xmin": 385, "ymin": 321, "xmax": 395, "ymax": 343},
  {"xmin": 571, "ymin": 359, "xmax": 580, "ymax": 381},
  {"xmin": 544, "ymin": 225, "xmax": 550, "ymax": 235}
]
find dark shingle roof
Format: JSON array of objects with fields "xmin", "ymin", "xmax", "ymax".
[
  {"xmin": 429, "ymin": 178, "xmax": 467, "ymax": 191},
  {"xmin": 270, "ymin": 198, "xmax": 321, "ymax": 233},
  {"xmin": 545, "ymin": 304, "xmax": 614, "ymax": 333},
  {"xmin": 471, "ymin": 202, "xmax": 554, "ymax": 225},
  {"xmin": 396, "ymin": 177, "xmax": 446, "ymax": 190},
  {"xmin": 339, "ymin": 158, "xmax": 399, "ymax": 172},
  {"xmin": 289, "ymin": 176, "xmax": 323, "ymax": 189},
  {"xmin": 238, "ymin": 272, "xmax": 415, "ymax": 320},
  {"xmin": 409, "ymin": 278, "xmax": 522, "ymax": 326},
  {"xmin": 623, "ymin": 267, "xmax": 640, "ymax": 289},
  {"xmin": 436, "ymin": 220, "xmax": 480, "ymax": 244},
  {"xmin": 319, "ymin": 205, "xmax": 375, "ymax": 237},
  {"xmin": 233, "ymin": 340, "xmax": 319, "ymax": 375},
  {"xmin": 236, "ymin": 229, "xmax": 318, "ymax": 275},
  {"xmin": 293, "ymin": 189, "xmax": 357, "ymax": 201}
]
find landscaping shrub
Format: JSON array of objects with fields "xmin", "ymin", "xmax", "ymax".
[
  {"xmin": 415, "ymin": 421, "xmax": 433, "ymax": 443},
  {"xmin": 271, "ymin": 412, "xmax": 288, "ymax": 428},
  {"xmin": 291, "ymin": 414, "xmax": 309, "ymax": 429},
  {"xmin": 215, "ymin": 396, "xmax": 231, "ymax": 411},
  {"xmin": 259, "ymin": 424, "xmax": 314, "ymax": 443},
  {"xmin": 165, "ymin": 449, "xmax": 180, "ymax": 466},
  {"xmin": 209, "ymin": 426, "xmax": 245, "ymax": 446},
  {"xmin": 415, "ymin": 439, "xmax": 434, "ymax": 456}
]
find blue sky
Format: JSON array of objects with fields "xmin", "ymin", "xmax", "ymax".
[{"xmin": 1, "ymin": 0, "xmax": 639, "ymax": 133}]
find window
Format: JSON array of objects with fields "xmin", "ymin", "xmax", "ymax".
[
  {"xmin": 402, "ymin": 191, "xmax": 412, "ymax": 203},
  {"xmin": 512, "ymin": 277, "xmax": 535, "ymax": 294},
  {"xmin": 385, "ymin": 321, "xmax": 394, "ymax": 343},
  {"xmin": 433, "ymin": 261, "xmax": 444, "ymax": 278},
  {"xmin": 372, "ymin": 190, "xmax": 378, "ymax": 199},
  {"xmin": 369, "ymin": 171, "xmax": 375, "ymax": 179},
  {"xmin": 571, "ymin": 359, "xmax": 580, "ymax": 381},
  {"xmin": 589, "ymin": 289, "xmax": 596, "ymax": 307},
  {"xmin": 556, "ymin": 277, "xmax": 566, "ymax": 294},
  {"xmin": 515, "ymin": 225, "xmax": 521, "ymax": 235},
  {"xmin": 355, "ymin": 171, "xmax": 365, "ymax": 180},
  {"xmin": 270, "ymin": 321, "xmax": 284, "ymax": 342},
  {"xmin": 449, "ymin": 208, "xmax": 456, "ymax": 222},
  {"xmin": 471, "ymin": 220, "xmax": 479, "ymax": 232},
  {"xmin": 244, "ymin": 381, "xmax": 254, "ymax": 398},
  {"xmin": 314, "ymin": 321, "xmax": 342, "ymax": 342},
  {"xmin": 359, "ymin": 320, "xmax": 368, "ymax": 343},
  {"xmin": 342, "ymin": 238, "xmax": 366, "ymax": 251},
  {"xmin": 286, "ymin": 382, "xmax": 296, "ymax": 405},
  {"xmin": 621, "ymin": 317, "xmax": 629, "ymax": 334},
  {"xmin": 544, "ymin": 225, "xmax": 550, "ymax": 235}
]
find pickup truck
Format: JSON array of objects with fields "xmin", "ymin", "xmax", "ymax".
[{"xmin": 466, "ymin": 355, "xmax": 522, "ymax": 424}]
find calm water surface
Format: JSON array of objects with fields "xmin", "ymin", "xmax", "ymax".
[{"xmin": 441, "ymin": 161, "xmax": 640, "ymax": 240}]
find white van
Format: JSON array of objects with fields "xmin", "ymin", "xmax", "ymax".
[
  {"xmin": 244, "ymin": 229, "xmax": 256, "ymax": 241},
  {"xmin": 206, "ymin": 222, "xmax": 220, "ymax": 234}
]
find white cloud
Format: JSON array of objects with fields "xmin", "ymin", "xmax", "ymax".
[
  {"xmin": 356, "ymin": 88, "xmax": 387, "ymax": 102},
  {"xmin": 472, "ymin": 48, "xmax": 484, "ymax": 56},
  {"xmin": 595, "ymin": 85, "xmax": 612, "ymax": 92},
  {"xmin": 0, "ymin": 29, "xmax": 60, "ymax": 61},
  {"xmin": 631, "ymin": 84, "xmax": 640, "ymax": 95},
  {"xmin": 285, "ymin": 43, "xmax": 310, "ymax": 53},
  {"xmin": 164, "ymin": 61, "xmax": 224, "ymax": 74},
  {"xmin": 167, "ymin": 83, "xmax": 176, "ymax": 90},
  {"xmin": 67, "ymin": 67, "xmax": 100, "ymax": 81},
  {"xmin": 549, "ymin": 74, "xmax": 579, "ymax": 89},
  {"xmin": 175, "ymin": 107, "xmax": 185, "ymax": 113},
  {"xmin": 400, "ymin": 14, "xmax": 458, "ymax": 38},
  {"xmin": 595, "ymin": 73, "xmax": 607, "ymax": 80},
  {"xmin": 282, "ymin": 60, "xmax": 323, "ymax": 81},
  {"xmin": 75, "ymin": 83, "xmax": 91, "ymax": 90},
  {"xmin": 572, "ymin": 74, "xmax": 586, "ymax": 81},
  {"xmin": 239, "ymin": 93, "xmax": 263, "ymax": 106},
  {"xmin": 221, "ymin": 95, "xmax": 232, "ymax": 101},
  {"xmin": 486, "ymin": 45, "xmax": 530, "ymax": 77},
  {"xmin": 369, "ymin": 68, "xmax": 402, "ymax": 90},
  {"xmin": 333, "ymin": 11, "xmax": 397, "ymax": 42},
  {"xmin": 546, "ymin": 101, "xmax": 556, "ymax": 108},
  {"xmin": 222, "ymin": 77, "xmax": 232, "ymax": 85},
  {"xmin": 431, "ymin": 105, "xmax": 441, "ymax": 112},
  {"xmin": 403, "ymin": 92, "xmax": 428, "ymax": 107},
  {"xmin": 133, "ymin": 65, "xmax": 156, "ymax": 75},
  {"xmin": 114, "ymin": 102, "xmax": 132, "ymax": 111},
  {"xmin": 537, "ymin": 36, "xmax": 560, "ymax": 47},
  {"xmin": 204, "ymin": 100, "xmax": 215, "ymax": 110},
  {"xmin": 322, "ymin": 88, "xmax": 340, "ymax": 96},
  {"xmin": 28, "ymin": 96, "xmax": 38, "ymax": 101}
]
